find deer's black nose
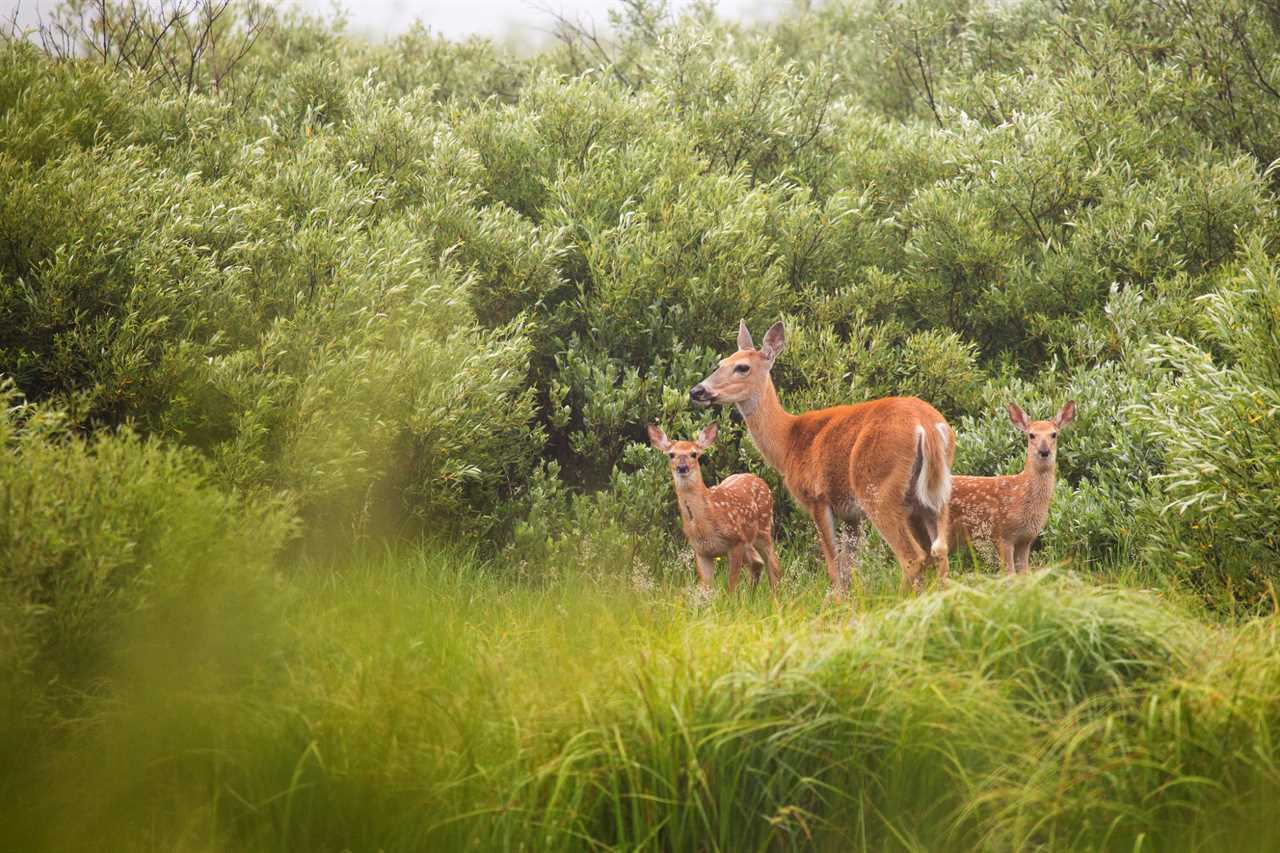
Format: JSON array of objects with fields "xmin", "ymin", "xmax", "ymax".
[
  {"xmin": 1039, "ymin": 449, "xmax": 1051, "ymax": 458},
  {"xmin": 690, "ymin": 384, "xmax": 713, "ymax": 404},
  {"xmin": 676, "ymin": 464, "xmax": 690, "ymax": 475}
]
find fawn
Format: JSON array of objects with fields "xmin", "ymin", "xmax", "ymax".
[
  {"xmin": 648, "ymin": 422, "xmax": 781, "ymax": 594},
  {"xmin": 949, "ymin": 401, "xmax": 1077, "ymax": 575},
  {"xmin": 691, "ymin": 320, "xmax": 954, "ymax": 596}
]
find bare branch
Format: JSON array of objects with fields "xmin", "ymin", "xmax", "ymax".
[
  {"xmin": 537, "ymin": 2, "xmax": 631, "ymax": 88},
  {"xmin": 20, "ymin": 0, "xmax": 271, "ymax": 102}
]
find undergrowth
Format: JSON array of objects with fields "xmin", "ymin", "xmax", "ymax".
[{"xmin": 2, "ymin": 546, "xmax": 1278, "ymax": 852}]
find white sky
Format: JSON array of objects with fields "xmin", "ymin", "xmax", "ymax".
[{"xmin": 3, "ymin": 0, "xmax": 789, "ymax": 43}]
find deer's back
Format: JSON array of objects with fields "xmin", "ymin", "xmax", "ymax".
[
  {"xmin": 684, "ymin": 473, "xmax": 773, "ymax": 556},
  {"xmin": 712, "ymin": 473, "xmax": 773, "ymax": 530},
  {"xmin": 783, "ymin": 396, "xmax": 946, "ymax": 504}
]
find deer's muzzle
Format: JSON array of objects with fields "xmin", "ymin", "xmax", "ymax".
[{"xmin": 689, "ymin": 384, "xmax": 715, "ymax": 404}]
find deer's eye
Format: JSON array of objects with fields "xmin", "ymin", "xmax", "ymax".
[
  {"xmin": 668, "ymin": 452, "xmax": 675, "ymax": 458},
  {"xmin": 691, "ymin": 452, "xmax": 699, "ymax": 459},
  {"xmin": 1051, "ymin": 432, "xmax": 1058, "ymax": 439},
  {"xmin": 1029, "ymin": 433, "xmax": 1037, "ymax": 440},
  {"xmin": 734, "ymin": 364, "xmax": 750, "ymax": 374}
]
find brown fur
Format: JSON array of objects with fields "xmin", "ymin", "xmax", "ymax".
[
  {"xmin": 648, "ymin": 422, "xmax": 781, "ymax": 594},
  {"xmin": 949, "ymin": 401, "xmax": 1076, "ymax": 574},
  {"xmin": 690, "ymin": 321, "xmax": 955, "ymax": 597}
]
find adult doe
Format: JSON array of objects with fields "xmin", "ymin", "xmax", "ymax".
[
  {"xmin": 949, "ymin": 401, "xmax": 1076, "ymax": 575},
  {"xmin": 648, "ymin": 422, "xmax": 781, "ymax": 594},
  {"xmin": 690, "ymin": 320, "xmax": 954, "ymax": 596}
]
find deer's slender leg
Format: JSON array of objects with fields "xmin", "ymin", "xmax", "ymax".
[
  {"xmin": 1001, "ymin": 541, "xmax": 1017, "ymax": 576},
  {"xmin": 758, "ymin": 535, "xmax": 781, "ymax": 596},
  {"xmin": 932, "ymin": 505, "xmax": 951, "ymax": 584},
  {"xmin": 1015, "ymin": 541, "xmax": 1032, "ymax": 574},
  {"xmin": 727, "ymin": 547, "xmax": 744, "ymax": 593},
  {"xmin": 810, "ymin": 503, "xmax": 844, "ymax": 598},
  {"xmin": 695, "ymin": 552, "xmax": 716, "ymax": 591},
  {"xmin": 863, "ymin": 501, "xmax": 928, "ymax": 593}
]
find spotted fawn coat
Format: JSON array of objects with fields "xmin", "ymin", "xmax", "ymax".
[
  {"xmin": 648, "ymin": 422, "xmax": 781, "ymax": 594},
  {"xmin": 949, "ymin": 401, "xmax": 1076, "ymax": 575}
]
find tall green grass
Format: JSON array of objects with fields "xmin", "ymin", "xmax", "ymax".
[{"xmin": 3, "ymin": 546, "xmax": 1279, "ymax": 851}]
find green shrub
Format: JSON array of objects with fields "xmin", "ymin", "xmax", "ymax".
[
  {"xmin": 372, "ymin": 23, "xmax": 525, "ymax": 102},
  {"xmin": 0, "ymin": 386, "xmax": 293, "ymax": 677},
  {"xmin": 0, "ymin": 67, "xmax": 543, "ymax": 541},
  {"xmin": 0, "ymin": 43, "xmax": 145, "ymax": 166},
  {"xmin": 1135, "ymin": 240, "xmax": 1280, "ymax": 604}
]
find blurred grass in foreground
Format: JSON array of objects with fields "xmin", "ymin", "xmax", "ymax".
[{"xmin": 2, "ymin": 543, "xmax": 1278, "ymax": 852}]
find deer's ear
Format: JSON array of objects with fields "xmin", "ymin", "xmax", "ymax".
[
  {"xmin": 1007, "ymin": 403, "xmax": 1031, "ymax": 433},
  {"xmin": 1054, "ymin": 400, "xmax": 1077, "ymax": 428},
  {"xmin": 647, "ymin": 424, "xmax": 671, "ymax": 451},
  {"xmin": 760, "ymin": 321, "xmax": 786, "ymax": 361},
  {"xmin": 696, "ymin": 422, "xmax": 718, "ymax": 449},
  {"xmin": 737, "ymin": 319, "xmax": 755, "ymax": 352}
]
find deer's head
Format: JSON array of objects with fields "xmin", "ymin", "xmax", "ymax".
[
  {"xmin": 1008, "ymin": 401, "xmax": 1076, "ymax": 471},
  {"xmin": 690, "ymin": 320, "xmax": 784, "ymax": 409},
  {"xmin": 648, "ymin": 422, "xmax": 716, "ymax": 485}
]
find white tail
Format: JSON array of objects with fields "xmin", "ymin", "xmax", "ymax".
[
  {"xmin": 914, "ymin": 423, "xmax": 952, "ymax": 559},
  {"xmin": 690, "ymin": 320, "xmax": 955, "ymax": 596},
  {"xmin": 949, "ymin": 401, "xmax": 1076, "ymax": 574},
  {"xmin": 913, "ymin": 423, "xmax": 953, "ymax": 513},
  {"xmin": 648, "ymin": 422, "xmax": 781, "ymax": 594}
]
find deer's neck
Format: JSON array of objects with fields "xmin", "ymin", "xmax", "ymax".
[
  {"xmin": 1018, "ymin": 461, "xmax": 1057, "ymax": 508},
  {"xmin": 738, "ymin": 379, "xmax": 796, "ymax": 471},
  {"xmin": 674, "ymin": 477, "xmax": 711, "ymax": 524}
]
